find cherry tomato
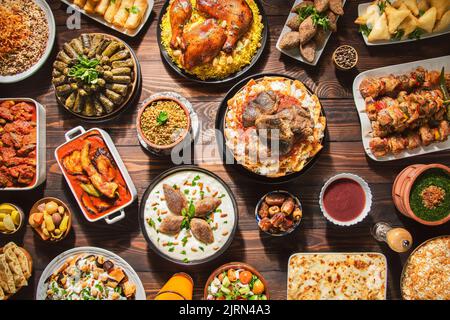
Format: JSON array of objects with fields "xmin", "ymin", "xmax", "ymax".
[
  {"xmin": 239, "ymin": 271, "xmax": 253, "ymax": 284},
  {"xmin": 227, "ymin": 269, "xmax": 237, "ymax": 282},
  {"xmin": 252, "ymin": 279, "xmax": 265, "ymax": 295}
]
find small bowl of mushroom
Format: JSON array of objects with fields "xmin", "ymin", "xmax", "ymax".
[
  {"xmin": 255, "ymin": 191, "xmax": 302, "ymax": 236},
  {"xmin": 29, "ymin": 197, "xmax": 72, "ymax": 242}
]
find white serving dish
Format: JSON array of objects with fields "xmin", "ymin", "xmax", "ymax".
[
  {"xmin": 61, "ymin": 0, "xmax": 154, "ymax": 37},
  {"xmin": 0, "ymin": 0, "xmax": 56, "ymax": 84},
  {"xmin": 0, "ymin": 98, "xmax": 46, "ymax": 191},
  {"xmin": 55, "ymin": 126, "xmax": 137, "ymax": 224},
  {"xmin": 36, "ymin": 246, "xmax": 146, "ymax": 300},
  {"xmin": 353, "ymin": 55, "xmax": 450, "ymax": 161},
  {"xmin": 287, "ymin": 252, "xmax": 388, "ymax": 300},
  {"xmin": 358, "ymin": 2, "xmax": 450, "ymax": 46},
  {"xmin": 319, "ymin": 173, "xmax": 372, "ymax": 226},
  {"xmin": 276, "ymin": 0, "xmax": 346, "ymax": 66}
]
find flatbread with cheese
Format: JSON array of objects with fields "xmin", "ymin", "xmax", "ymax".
[
  {"xmin": 0, "ymin": 254, "xmax": 16, "ymax": 294},
  {"xmin": 4, "ymin": 247, "xmax": 27, "ymax": 288},
  {"xmin": 3, "ymin": 242, "xmax": 30, "ymax": 278}
]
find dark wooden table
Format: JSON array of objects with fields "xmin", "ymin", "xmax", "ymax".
[{"xmin": 1, "ymin": 0, "xmax": 449, "ymax": 300}]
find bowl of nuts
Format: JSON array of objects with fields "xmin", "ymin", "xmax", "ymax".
[
  {"xmin": 255, "ymin": 191, "xmax": 302, "ymax": 236},
  {"xmin": 29, "ymin": 197, "xmax": 72, "ymax": 242},
  {"xmin": 332, "ymin": 45, "xmax": 358, "ymax": 71}
]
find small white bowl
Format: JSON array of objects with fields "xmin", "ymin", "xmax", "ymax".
[{"xmin": 319, "ymin": 173, "xmax": 372, "ymax": 226}]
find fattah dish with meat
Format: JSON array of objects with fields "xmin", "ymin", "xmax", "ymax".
[{"xmin": 224, "ymin": 76, "xmax": 326, "ymax": 177}]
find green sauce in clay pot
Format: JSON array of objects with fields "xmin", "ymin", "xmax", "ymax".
[{"xmin": 410, "ymin": 169, "xmax": 450, "ymax": 222}]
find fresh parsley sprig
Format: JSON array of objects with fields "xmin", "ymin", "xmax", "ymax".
[
  {"xmin": 297, "ymin": 5, "xmax": 330, "ymax": 31},
  {"xmin": 156, "ymin": 111, "xmax": 168, "ymax": 125},
  {"xmin": 68, "ymin": 55, "xmax": 100, "ymax": 84}
]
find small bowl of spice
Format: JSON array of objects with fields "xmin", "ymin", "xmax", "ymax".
[
  {"xmin": 255, "ymin": 190, "xmax": 302, "ymax": 236},
  {"xmin": 137, "ymin": 93, "xmax": 191, "ymax": 156},
  {"xmin": 332, "ymin": 45, "xmax": 358, "ymax": 71},
  {"xmin": 28, "ymin": 197, "xmax": 72, "ymax": 242}
]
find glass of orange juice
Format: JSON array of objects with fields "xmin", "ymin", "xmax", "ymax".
[{"xmin": 154, "ymin": 272, "xmax": 193, "ymax": 300}]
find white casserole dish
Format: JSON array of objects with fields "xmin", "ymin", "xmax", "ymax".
[
  {"xmin": 352, "ymin": 55, "xmax": 450, "ymax": 161},
  {"xmin": 0, "ymin": 98, "xmax": 46, "ymax": 191},
  {"xmin": 55, "ymin": 126, "xmax": 137, "ymax": 224},
  {"xmin": 287, "ymin": 252, "xmax": 388, "ymax": 300}
]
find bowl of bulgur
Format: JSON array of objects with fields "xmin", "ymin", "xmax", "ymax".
[
  {"xmin": 137, "ymin": 93, "xmax": 191, "ymax": 155},
  {"xmin": 0, "ymin": 0, "xmax": 55, "ymax": 83}
]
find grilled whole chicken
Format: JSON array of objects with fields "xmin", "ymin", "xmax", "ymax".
[
  {"xmin": 181, "ymin": 19, "xmax": 227, "ymax": 69},
  {"xmin": 169, "ymin": 0, "xmax": 192, "ymax": 49},
  {"xmin": 197, "ymin": 0, "xmax": 253, "ymax": 53}
]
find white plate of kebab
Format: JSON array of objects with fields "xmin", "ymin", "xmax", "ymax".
[
  {"xmin": 353, "ymin": 55, "xmax": 450, "ymax": 161},
  {"xmin": 276, "ymin": 0, "xmax": 346, "ymax": 66}
]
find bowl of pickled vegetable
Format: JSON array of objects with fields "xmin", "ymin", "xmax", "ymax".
[
  {"xmin": 29, "ymin": 197, "xmax": 72, "ymax": 242},
  {"xmin": 204, "ymin": 262, "xmax": 269, "ymax": 300},
  {"xmin": 0, "ymin": 203, "xmax": 24, "ymax": 235}
]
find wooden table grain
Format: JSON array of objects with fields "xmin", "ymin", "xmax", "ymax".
[{"xmin": 1, "ymin": 0, "xmax": 449, "ymax": 300}]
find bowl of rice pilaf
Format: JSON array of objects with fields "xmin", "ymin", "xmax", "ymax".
[
  {"xmin": 0, "ymin": 0, "xmax": 54, "ymax": 83},
  {"xmin": 137, "ymin": 95, "xmax": 191, "ymax": 155}
]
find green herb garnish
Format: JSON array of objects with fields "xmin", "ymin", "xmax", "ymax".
[
  {"xmin": 297, "ymin": 5, "xmax": 316, "ymax": 22},
  {"xmin": 377, "ymin": 0, "xmax": 388, "ymax": 13},
  {"xmin": 126, "ymin": 6, "xmax": 140, "ymax": 14},
  {"xmin": 392, "ymin": 29, "xmax": 405, "ymax": 40},
  {"xmin": 157, "ymin": 111, "xmax": 169, "ymax": 126},
  {"xmin": 68, "ymin": 55, "xmax": 100, "ymax": 84},
  {"xmin": 147, "ymin": 218, "xmax": 156, "ymax": 229},
  {"xmin": 359, "ymin": 24, "xmax": 372, "ymax": 37},
  {"xmin": 168, "ymin": 247, "xmax": 175, "ymax": 252},
  {"xmin": 408, "ymin": 28, "xmax": 425, "ymax": 40},
  {"xmin": 297, "ymin": 5, "xmax": 330, "ymax": 30}
]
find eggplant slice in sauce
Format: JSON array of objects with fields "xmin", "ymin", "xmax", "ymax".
[{"xmin": 52, "ymin": 33, "xmax": 136, "ymax": 118}]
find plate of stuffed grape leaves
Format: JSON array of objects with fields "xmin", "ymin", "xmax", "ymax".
[{"xmin": 52, "ymin": 33, "xmax": 141, "ymax": 121}]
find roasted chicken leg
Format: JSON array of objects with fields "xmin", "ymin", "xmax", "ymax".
[
  {"xmin": 169, "ymin": 0, "xmax": 193, "ymax": 49},
  {"xmin": 181, "ymin": 19, "xmax": 227, "ymax": 69},
  {"xmin": 197, "ymin": 0, "xmax": 253, "ymax": 53}
]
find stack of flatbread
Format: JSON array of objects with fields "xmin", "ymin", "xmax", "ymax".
[{"xmin": 0, "ymin": 242, "xmax": 32, "ymax": 300}]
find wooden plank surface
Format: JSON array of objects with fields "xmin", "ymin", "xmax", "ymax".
[{"xmin": 1, "ymin": 0, "xmax": 449, "ymax": 300}]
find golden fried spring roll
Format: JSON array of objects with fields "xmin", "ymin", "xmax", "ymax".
[
  {"xmin": 84, "ymin": 0, "xmax": 98, "ymax": 13},
  {"xmin": 95, "ymin": 0, "xmax": 110, "ymax": 15},
  {"xmin": 113, "ymin": 0, "xmax": 134, "ymax": 27},
  {"xmin": 124, "ymin": 0, "xmax": 148, "ymax": 30},
  {"xmin": 74, "ymin": 0, "xmax": 87, "ymax": 7},
  {"xmin": 104, "ymin": 0, "xmax": 122, "ymax": 23}
]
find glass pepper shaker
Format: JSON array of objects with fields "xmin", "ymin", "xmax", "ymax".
[{"xmin": 372, "ymin": 222, "xmax": 413, "ymax": 253}]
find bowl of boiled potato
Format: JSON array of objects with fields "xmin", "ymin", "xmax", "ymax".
[
  {"xmin": 0, "ymin": 203, "xmax": 24, "ymax": 235},
  {"xmin": 29, "ymin": 197, "xmax": 72, "ymax": 242}
]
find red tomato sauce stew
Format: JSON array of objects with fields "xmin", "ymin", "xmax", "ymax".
[
  {"xmin": 56, "ymin": 130, "xmax": 131, "ymax": 220},
  {"xmin": 0, "ymin": 100, "xmax": 37, "ymax": 188}
]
